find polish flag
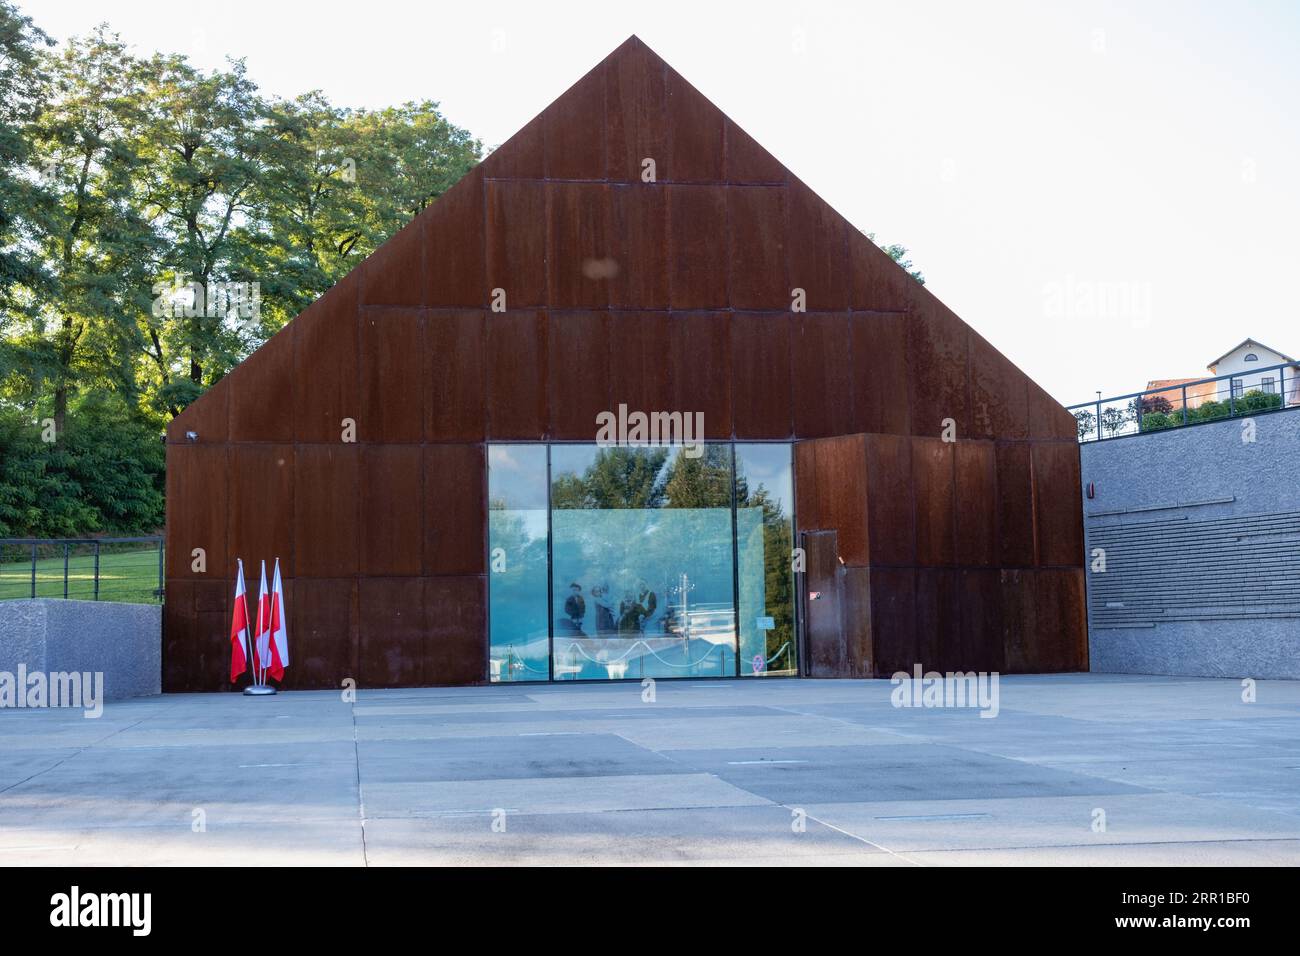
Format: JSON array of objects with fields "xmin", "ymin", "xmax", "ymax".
[
  {"xmin": 267, "ymin": 558, "xmax": 290, "ymax": 681},
  {"xmin": 254, "ymin": 560, "xmax": 272, "ymax": 675},
  {"xmin": 229, "ymin": 560, "xmax": 250, "ymax": 682}
]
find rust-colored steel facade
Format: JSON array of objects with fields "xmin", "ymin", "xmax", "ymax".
[{"xmin": 163, "ymin": 36, "xmax": 1086, "ymax": 691}]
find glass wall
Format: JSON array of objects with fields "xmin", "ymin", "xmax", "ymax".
[
  {"xmin": 488, "ymin": 445, "xmax": 550, "ymax": 681},
  {"xmin": 734, "ymin": 444, "xmax": 797, "ymax": 676},
  {"xmin": 488, "ymin": 442, "xmax": 795, "ymax": 682}
]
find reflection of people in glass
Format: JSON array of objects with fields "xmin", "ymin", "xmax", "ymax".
[
  {"xmin": 591, "ymin": 585, "xmax": 616, "ymax": 636},
  {"xmin": 617, "ymin": 581, "xmax": 658, "ymax": 635},
  {"xmin": 560, "ymin": 582, "xmax": 586, "ymax": 635}
]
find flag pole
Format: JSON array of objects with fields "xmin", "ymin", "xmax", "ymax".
[{"xmin": 243, "ymin": 557, "xmax": 276, "ymax": 696}]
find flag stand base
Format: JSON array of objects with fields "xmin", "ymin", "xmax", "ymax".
[{"xmin": 243, "ymin": 685, "xmax": 277, "ymax": 696}]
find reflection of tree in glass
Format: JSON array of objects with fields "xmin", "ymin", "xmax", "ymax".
[
  {"xmin": 551, "ymin": 447, "xmax": 669, "ymax": 509},
  {"xmin": 737, "ymin": 480, "xmax": 795, "ymax": 668},
  {"xmin": 663, "ymin": 445, "xmax": 732, "ymax": 508}
]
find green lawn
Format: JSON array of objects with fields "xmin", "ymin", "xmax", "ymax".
[{"xmin": 0, "ymin": 547, "xmax": 162, "ymax": 604}]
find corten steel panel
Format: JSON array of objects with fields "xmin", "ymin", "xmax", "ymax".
[
  {"xmin": 1032, "ymin": 442, "xmax": 1084, "ymax": 567},
  {"xmin": 725, "ymin": 118, "xmax": 786, "ymax": 184},
  {"xmin": 293, "ymin": 272, "xmax": 359, "ymax": 443},
  {"xmin": 786, "ymin": 179, "xmax": 849, "ymax": 312},
  {"xmin": 1000, "ymin": 568, "xmax": 1037, "ymax": 672},
  {"xmin": 605, "ymin": 37, "xmax": 667, "ymax": 182},
  {"xmin": 163, "ymin": 580, "xmax": 229, "ymax": 692},
  {"xmin": 665, "ymin": 67, "xmax": 724, "ymax": 182},
  {"xmin": 1028, "ymin": 380, "xmax": 1078, "ymax": 440},
  {"xmin": 794, "ymin": 441, "xmax": 820, "ymax": 531},
  {"xmin": 970, "ymin": 332, "xmax": 1029, "ymax": 440},
  {"xmin": 1029, "ymin": 569, "xmax": 1087, "ymax": 672},
  {"xmin": 425, "ymin": 575, "xmax": 488, "ymax": 685},
  {"xmin": 841, "ymin": 566, "xmax": 874, "ymax": 677},
  {"xmin": 424, "ymin": 165, "xmax": 487, "ymax": 308},
  {"xmin": 486, "ymin": 309, "xmax": 548, "ymax": 439},
  {"xmin": 360, "ymin": 307, "xmax": 424, "ymax": 443},
  {"xmin": 548, "ymin": 310, "xmax": 611, "ymax": 439},
  {"xmin": 911, "ymin": 437, "xmax": 955, "ymax": 567},
  {"xmin": 609, "ymin": 311, "xmax": 674, "ymax": 413},
  {"xmin": 863, "ymin": 432, "xmax": 915, "ymax": 567},
  {"xmin": 995, "ymin": 441, "xmax": 1036, "ymax": 567},
  {"xmin": 228, "ymin": 444, "xmax": 294, "ymax": 577},
  {"xmin": 906, "ymin": 299, "xmax": 971, "ymax": 440},
  {"xmin": 671, "ymin": 311, "xmax": 732, "ymax": 439},
  {"xmin": 791, "ymin": 312, "xmax": 854, "ymax": 438},
  {"xmin": 848, "ymin": 311, "xmax": 911, "ymax": 436},
  {"xmin": 549, "ymin": 182, "xmax": 611, "ymax": 309},
  {"xmin": 914, "ymin": 567, "xmax": 959, "ymax": 671},
  {"xmin": 868, "ymin": 566, "xmax": 916, "ymax": 676},
  {"xmin": 167, "ymin": 373, "xmax": 228, "ymax": 444},
  {"xmin": 727, "ymin": 185, "xmax": 787, "ymax": 310},
  {"xmin": 544, "ymin": 61, "xmax": 607, "ymax": 181},
  {"xmin": 667, "ymin": 185, "xmax": 728, "ymax": 309},
  {"xmin": 808, "ymin": 435, "xmax": 869, "ymax": 567},
  {"xmin": 849, "ymin": 227, "xmax": 915, "ymax": 312},
  {"xmin": 293, "ymin": 445, "xmax": 359, "ymax": 577},
  {"xmin": 731, "ymin": 312, "xmax": 793, "ymax": 438},
  {"xmin": 358, "ymin": 577, "xmax": 427, "ymax": 687},
  {"xmin": 360, "ymin": 215, "xmax": 425, "ymax": 307},
  {"xmin": 228, "ymin": 327, "xmax": 295, "ymax": 442},
  {"xmin": 359, "ymin": 444, "xmax": 423, "ymax": 576},
  {"xmin": 608, "ymin": 185, "xmax": 668, "ymax": 309},
  {"xmin": 481, "ymin": 113, "xmax": 544, "ymax": 180},
  {"xmin": 289, "ymin": 577, "xmax": 358, "ymax": 689},
  {"xmin": 425, "ymin": 309, "xmax": 486, "ymax": 442},
  {"xmin": 165, "ymin": 444, "xmax": 227, "ymax": 580},
  {"xmin": 960, "ymin": 568, "xmax": 1005, "ymax": 672},
  {"xmin": 424, "ymin": 444, "xmax": 486, "ymax": 575},
  {"xmin": 486, "ymin": 179, "xmax": 547, "ymax": 309},
  {"xmin": 954, "ymin": 441, "xmax": 997, "ymax": 567}
]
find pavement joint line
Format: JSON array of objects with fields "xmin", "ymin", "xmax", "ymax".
[
  {"xmin": 349, "ymin": 698, "xmax": 370, "ymax": 867},
  {"xmin": 0, "ymin": 713, "xmax": 157, "ymax": 796},
  {"xmin": 898, "ymin": 836, "xmax": 1300, "ymax": 854},
  {"xmin": 797, "ymin": 808, "xmax": 925, "ymax": 866}
]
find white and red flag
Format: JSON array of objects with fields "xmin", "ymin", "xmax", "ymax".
[
  {"xmin": 254, "ymin": 559, "xmax": 272, "ymax": 676},
  {"xmin": 229, "ymin": 559, "xmax": 250, "ymax": 682},
  {"xmin": 267, "ymin": 558, "xmax": 290, "ymax": 681}
]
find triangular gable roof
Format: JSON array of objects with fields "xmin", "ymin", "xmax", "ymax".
[
  {"xmin": 1207, "ymin": 338, "xmax": 1297, "ymax": 370},
  {"xmin": 168, "ymin": 35, "xmax": 1074, "ymax": 446}
]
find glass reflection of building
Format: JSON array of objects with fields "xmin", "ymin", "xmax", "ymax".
[{"xmin": 488, "ymin": 443, "xmax": 797, "ymax": 682}]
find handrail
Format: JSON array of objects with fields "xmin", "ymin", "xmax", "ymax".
[{"xmin": 1068, "ymin": 359, "xmax": 1300, "ymax": 442}]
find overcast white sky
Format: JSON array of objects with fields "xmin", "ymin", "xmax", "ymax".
[{"xmin": 27, "ymin": 0, "xmax": 1300, "ymax": 406}]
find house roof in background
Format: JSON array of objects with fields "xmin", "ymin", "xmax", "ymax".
[{"xmin": 1207, "ymin": 338, "xmax": 1297, "ymax": 369}]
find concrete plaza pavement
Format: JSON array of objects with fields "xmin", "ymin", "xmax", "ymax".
[{"xmin": 2, "ymin": 674, "xmax": 1300, "ymax": 865}]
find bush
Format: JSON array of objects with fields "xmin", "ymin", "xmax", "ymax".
[
  {"xmin": 1241, "ymin": 389, "xmax": 1283, "ymax": 412},
  {"xmin": 0, "ymin": 394, "xmax": 164, "ymax": 537},
  {"xmin": 1141, "ymin": 412, "xmax": 1177, "ymax": 431}
]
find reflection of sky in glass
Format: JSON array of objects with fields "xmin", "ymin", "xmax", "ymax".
[
  {"xmin": 735, "ymin": 444, "xmax": 792, "ymax": 513},
  {"xmin": 488, "ymin": 445, "xmax": 547, "ymax": 510}
]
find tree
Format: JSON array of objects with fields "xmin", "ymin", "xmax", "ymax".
[
  {"xmin": 0, "ymin": 0, "xmax": 54, "ymax": 322},
  {"xmin": 14, "ymin": 25, "xmax": 156, "ymax": 432},
  {"xmin": 868, "ymin": 232, "xmax": 925, "ymax": 285}
]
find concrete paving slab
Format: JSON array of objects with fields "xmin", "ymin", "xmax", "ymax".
[
  {"xmin": 667, "ymin": 744, "xmax": 1148, "ymax": 804},
  {"xmin": 361, "ymin": 773, "xmax": 772, "ymax": 818},
  {"xmin": 361, "ymin": 805, "xmax": 896, "ymax": 865},
  {"xmin": 2, "ymin": 674, "xmax": 1300, "ymax": 864},
  {"xmin": 801, "ymin": 792, "xmax": 1300, "ymax": 852},
  {"xmin": 356, "ymin": 733, "xmax": 686, "ymax": 782}
]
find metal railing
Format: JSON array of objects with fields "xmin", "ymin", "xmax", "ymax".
[
  {"xmin": 0, "ymin": 537, "xmax": 164, "ymax": 604},
  {"xmin": 1069, "ymin": 360, "xmax": 1300, "ymax": 442}
]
